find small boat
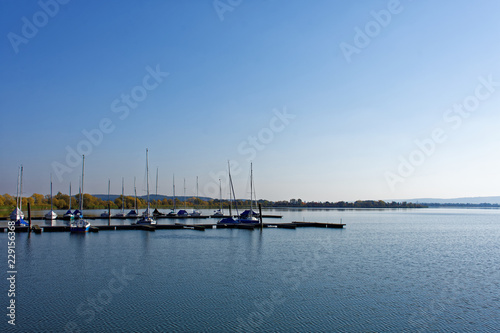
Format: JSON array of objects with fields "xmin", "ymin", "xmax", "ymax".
[
  {"xmin": 70, "ymin": 155, "xmax": 91, "ymax": 233},
  {"xmin": 177, "ymin": 209, "xmax": 189, "ymax": 217},
  {"xmin": 45, "ymin": 210, "xmax": 58, "ymax": 220},
  {"xmin": 153, "ymin": 208, "xmax": 166, "ymax": 217},
  {"xmin": 70, "ymin": 218, "xmax": 91, "ymax": 233},
  {"xmin": 136, "ymin": 149, "xmax": 156, "ymax": 225},
  {"xmin": 212, "ymin": 209, "xmax": 224, "ymax": 218},
  {"xmin": 10, "ymin": 207, "xmax": 24, "ymax": 222},
  {"xmin": 240, "ymin": 210, "xmax": 259, "ymax": 219},
  {"xmin": 73, "ymin": 209, "xmax": 82, "ymax": 219},
  {"xmin": 63, "ymin": 183, "xmax": 75, "ymax": 220},
  {"xmin": 44, "ymin": 174, "xmax": 58, "ymax": 220}
]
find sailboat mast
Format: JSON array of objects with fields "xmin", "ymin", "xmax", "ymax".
[
  {"xmin": 19, "ymin": 165, "xmax": 23, "ymax": 212},
  {"xmin": 155, "ymin": 167, "xmax": 158, "ymax": 208},
  {"xmin": 219, "ymin": 178, "xmax": 222, "ymax": 212},
  {"xmin": 172, "ymin": 174, "xmax": 176, "ymax": 210},
  {"xmin": 183, "ymin": 178, "xmax": 186, "ymax": 209},
  {"xmin": 195, "ymin": 176, "xmax": 198, "ymax": 211},
  {"xmin": 121, "ymin": 177, "xmax": 124, "ymax": 213},
  {"xmin": 250, "ymin": 162, "xmax": 253, "ymax": 216},
  {"xmin": 81, "ymin": 155, "xmax": 85, "ymax": 213},
  {"xmin": 228, "ymin": 161, "xmax": 238, "ymax": 217},
  {"xmin": 50, "ymin": 174, "xmax": 53, "ymax": 212},
  {"xmin": 107, "ymin": 179, "xmax": 110, "ymax": 203},
  {"xmin": 134, "ymin": 177, "xmax": 137, "ymax": 211},
  {"xmin": 15, "ymin": 167, "xmax": 20, "ymax": 209},
  {"xmin": 146, "ymin": 149, "xmax": 150, "ymax": 214},
  {"xmin": 78, "ymin": 178, "xmax": 82, "ymax": 212},
  {"xmin": 69, "ymin": 182, "xmax": 72, "ymax": 209}
]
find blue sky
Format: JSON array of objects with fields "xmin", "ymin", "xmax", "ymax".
[{"xmin": 2, "ymin": 0, "xmax": 500, "ymax": 202}]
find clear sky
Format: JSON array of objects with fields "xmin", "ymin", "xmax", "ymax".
[{"xmin": 2, "ymin": 0, "xmax": 500, "ymax": 202}]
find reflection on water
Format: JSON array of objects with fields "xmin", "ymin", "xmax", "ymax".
[{"xmin": 4, "ymin": 208, "xmax": 500, "ymax": 332}]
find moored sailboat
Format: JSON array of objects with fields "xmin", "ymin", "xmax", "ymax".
[
  {"xmin": 70, "ymin": 155, "xmax": 91, "ymax": 233},
  {"xmin": 126, "ymin": 177, "xmax": 139, "ymax": 217},
  {"xmin": 44, "ymin": 174, "xmax": 58, "ymax": 220},
  {"xmin": 136, "ymin": 149, "xmax": 156, "ymax": 225},
  {"xmin": 73, "ymin": 180, "xmax": 82, "ymax": 219},
  {"xmin": 218, "ymin": 162, "xmax": 240, "ymax": 224},
  {"xmin": 12, "ymin": 166, "xmax": 28, "ymax": 226},
  {"xmin": 212, "ymin": 178, "xmax": 224, "ymax": 217},
  {"xmin": 177, "ymin": 178, "xmax": 189, "ymax": 217},
  {"xmin": 237, "ymin": 162, "xmax": 259, "ymax": 223},
  {"xmin": 167, "ymin": 174, "xmax": 177, "ymax": 217},
  {"xmin": 63, "ymin": 182, "xmax": 75, "ymax": 220},
  {"xmin": 153, "ymin": 167, "xmax": 166, "ymax": 217},
  {"xmin": 190, "ymin": 176, "xmax": 202, "ymax": 216}
]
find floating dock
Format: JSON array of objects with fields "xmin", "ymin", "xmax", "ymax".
[
  {"xmin": 1, "ymin": 221, "xmax": 345, "ymax": 233},
  {"xmin": 1, "ymin": 214, "xmax": 283, "ymax": 221}
]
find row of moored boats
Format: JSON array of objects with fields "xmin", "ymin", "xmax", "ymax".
[{"xmin": 10, "ymin": 151, "xmax": 262, "ymax": 232}]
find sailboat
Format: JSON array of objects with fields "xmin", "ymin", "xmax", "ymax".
[
  {"xmin": 115, "ymin": 178, "xmax": 126, "ymax": 217},
  {"xmin": 70, "ymin": 155, "xmax": 91, "ymax": 233},
  {"xmin": 212, "ymin": 178, "xmax": 224, "ymax": 217},
  {"xmin": 137, "ymin": 149, "xmax": 156, "ymax": 225},
  {"xmin": 12, "ymin": 166, "xmax": 27, "ymax": 226},
  {"xmin": 101, "ymin": 179, "xmax": 111, "ymax": 217},
  {"xmin": 126, "ymin": 177, "xmax": 138, "ymax": 217},
  {"xmin": 218, "ymin": 161, "xmax": 240, "ymax": 224},
  {"xmin": 167, "ymin": 174, "xmax": 177, "ymax": 217},
  {"xmin": 63, "ymin": 182, "xmax": 75, "ymax": 220},
  {"xmin": 153, "ymin": 167, "xmax": 165, "ymax": 217},
  {"xmin": 44, "ymin": 174, "xmax": 58, "ymax": 220},
  {"xmin": 190, "ymin": 176, "xmax": 202, "ymax": 216},
  {"xmin": 73, "ymin": 180, "xmax": 82, "ymax": 219},
  {"xmin": 238, "ymin": 162, "xmax": 259, "ymax": 223},
  {"xmin": 177, "ymin": 178, "xmax": 189, "ymax": 217}
]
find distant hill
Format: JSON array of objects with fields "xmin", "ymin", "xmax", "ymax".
[{"xmin": 389, "ymin": 196, "xmax": 500, "ymax": 205}]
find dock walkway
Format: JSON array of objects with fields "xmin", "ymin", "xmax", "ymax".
[{"xmin": 2, "ymin": 221, "xmax": 345, "ymax": 233}]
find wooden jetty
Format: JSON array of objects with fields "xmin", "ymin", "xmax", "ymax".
[
  {"xmin": 1, "ymin": 221, "xmax": 344, "ymax": 233},
  {"xmin": 1, "ymin": 213, "xmax": 283, "ymax": 221}
]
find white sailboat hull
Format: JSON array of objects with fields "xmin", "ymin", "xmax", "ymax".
[{"xmin": 44, "ymin": 210, "xmax": 58, "ymax": 220}]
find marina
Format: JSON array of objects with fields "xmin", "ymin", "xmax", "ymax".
[{"xmin": 2, "ymin": 221, "xmax": 345, "ymax": 233}]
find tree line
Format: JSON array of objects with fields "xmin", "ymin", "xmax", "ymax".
[{"xmin": 0, "ymin": 193, "xmax": 425, "ymax": 210}]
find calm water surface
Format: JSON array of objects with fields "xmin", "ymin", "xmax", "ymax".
[{"xmin": 2, "ymin": 208, "xmax": 500, "ymax": 332}]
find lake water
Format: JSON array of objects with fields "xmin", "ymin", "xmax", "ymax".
[{"xmin": 2, "ymin": 208, "xmax": 500, "ymax": 332}]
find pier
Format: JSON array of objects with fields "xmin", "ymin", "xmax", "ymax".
[{"xmin": 1, "ymin": 221, "xmax": 345, "ymax": 233}]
